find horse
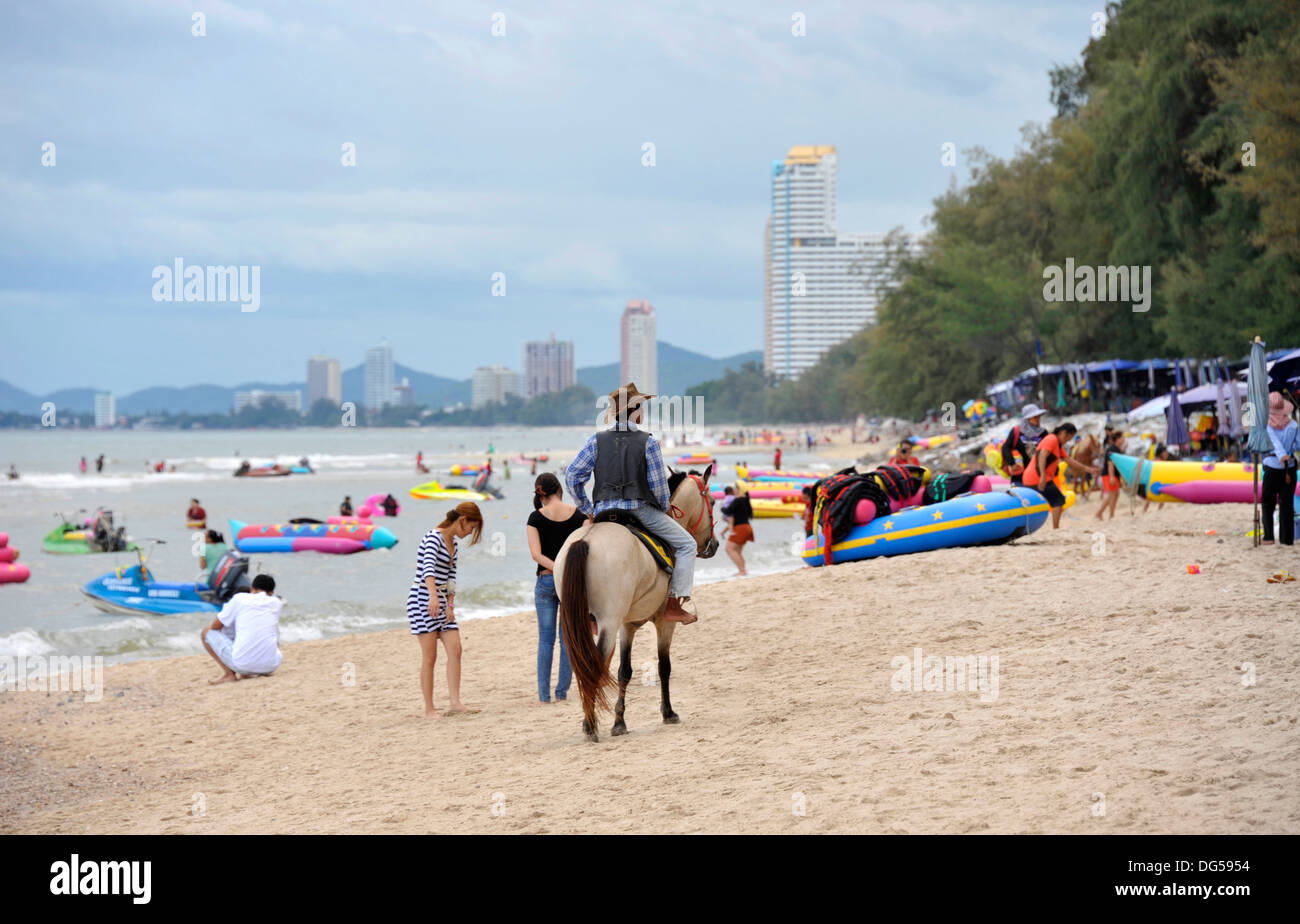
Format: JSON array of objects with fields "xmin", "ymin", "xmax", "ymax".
[
  {"xmin": 1069, "ymin": 433, "xmax": 1100, "ymax": 498},
  {"xmin": 555, "ymin": 466, "xmax": 719, "ymax": 742}
]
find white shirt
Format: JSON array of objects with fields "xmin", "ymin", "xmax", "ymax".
[{"xmin": 218, "ymin": 592, "xmax": 283, "ymax": 674}]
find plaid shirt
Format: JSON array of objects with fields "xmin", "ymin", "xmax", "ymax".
[{"xmin": 567, "ymin": 422, "xmax": 671, "ymax": 517}]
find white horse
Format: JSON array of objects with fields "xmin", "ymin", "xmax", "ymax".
[{"xmin": 555, "ymin": 466, "xmax": 718, "ymax": 742}]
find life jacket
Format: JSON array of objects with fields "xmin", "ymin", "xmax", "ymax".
[
  {"xmin": 1024, "ymin": 434, "xmax": 1065, "ymax": 486},
  {"xmin": 869, "ymin": 464, "xmax": 922, "ymax": 503},
  {"xmin": 813, "ymin": 465, "xmax": 924, "ymax": 564},
  {"xmin": 922, "ymin": 471, "xmax": 980, "ymax": 505},
  {"xmin": 1001, "ymin": 426, "xmax": 1029, "ymax": 475}
]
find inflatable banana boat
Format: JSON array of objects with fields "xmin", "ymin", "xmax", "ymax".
[
  {"xmin": 802, "ymin": 487, "xmax": 1060, "ymax": 566},
  {"xmin": 230, "ymin": 519, "xmax": 397, "ymax": 554},
  {"xmin": 1109, "ymin": 453, "xmax": 1267, "ymax": 503},
  {"xmin": 736, "ymin": 467, "xmax": 825, "ymax": 480},
  {"xmin": 751, "ymin": 499, "xmax": 806, "ymax": 518},
  {"xmin": 0, "ymin": 533, "xmax": 29, "ymax": 584}
]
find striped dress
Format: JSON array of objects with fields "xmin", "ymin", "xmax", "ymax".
[{"xmin": 406, "ymin": 528, "xmax": 457, "ymax": 635}]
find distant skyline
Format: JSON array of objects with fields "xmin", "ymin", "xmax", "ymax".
[{"xmin": 1, "ymin": 1, "xmax": 1105, "ymax": 393}]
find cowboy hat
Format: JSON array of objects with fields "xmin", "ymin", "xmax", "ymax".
[{"xmin": 605, "ymin": 382, "xmax": 655, "ymax": 421}]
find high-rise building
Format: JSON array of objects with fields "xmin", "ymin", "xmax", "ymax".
[
  {"xmin": 233, "ymin": 390, "xmax": 302, "ymax": 413},
  {"xmin": 365, "ymin": 340, "xmax": 395, "ymax": 411},
  {"xmin": 620, "ymin": 300, "xmax": 657, "ymax": 394},
  {"xmin": 94, "ymin": 393, "xmax": 116, "ymax": 428},
  {"xmin": 307, "ymin": 355, "xmax": 342, "ymax": 407},
  {"xmin": 764, "ymin": 145, "xmax": 918, "ymax": 380},
  {"xmin": 471, "ymin": 365, "xmax": 522, "ymax": 408},
  {"xmin": 393, "ymin": 377, "xmax": 415, "ymax": 407},
  {"xmin": 524, "ymin": 335, "xmax": 575, "ymax": 399}
]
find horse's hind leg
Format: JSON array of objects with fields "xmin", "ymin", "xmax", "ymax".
[
  {"xmin": 612, "ymin": 624, "xmax": 638, "ymax": 737},
  {"xmin": 655, "ymin": 620, "xmax": 680, "ymax": 724}
]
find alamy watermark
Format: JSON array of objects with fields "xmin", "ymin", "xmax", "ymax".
[
  {"xmin": 1043, "ymin": 259, "xmax": 1151, "ymax": 313},
  {"xmin": 1, "ymin": 654, "xmax": 105, "ymax": 702},
  {"xmin": 595, "ymin": 393, "xmax": 705, "ymax": 441},
  {"xmin": 152, "ymin": 258, "xmax": 260, "ymax": 312},
  {"xmin": 890, "ymin": 646, "xmax": 999, "ymax": 703}
]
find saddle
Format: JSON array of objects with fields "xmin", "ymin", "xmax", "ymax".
[{"xmin": 592, "ymin": 510, "xmax": 675, "ymax": 574}]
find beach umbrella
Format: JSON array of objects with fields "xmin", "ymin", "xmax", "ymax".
[
  {"xmin": 1246, "ymin": 337, "xmax": 1273, "ymax": 546},
  {"xmin": 1215, "ymin": 379, "xmax": 1230, "ymax": 442},
  {"xmin": 1227, "ymin": 378, "xmax": 1243, "ymax": 439},
  {"xmin": 1166, "ymin": 390, "xmax": 1190, "ymax": 450}
]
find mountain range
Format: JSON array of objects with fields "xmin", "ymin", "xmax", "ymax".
[{"xmin": 0, "ymin": 343, "xmax": 762, "ymax": 415}]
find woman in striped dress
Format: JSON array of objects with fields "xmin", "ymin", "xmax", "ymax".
[{"xmin": 408, "ymin": 501, "xmax": 483, "ymax": 717}]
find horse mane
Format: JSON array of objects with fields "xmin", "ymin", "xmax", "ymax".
[{"xmin": 668, "ymin": 467, "xmax": 710, "ymax": 496}]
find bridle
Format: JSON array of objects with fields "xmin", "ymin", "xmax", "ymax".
[{"xmin": 669, "ymin": 473, "xmax": 715, "ymax": 545}]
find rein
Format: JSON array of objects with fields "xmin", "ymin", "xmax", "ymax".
[{"xmin": 669, "ymin": 474, "xmax": 714, "ymax": 540}]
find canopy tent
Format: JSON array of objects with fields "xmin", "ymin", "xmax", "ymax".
[
  {"xmin": 1265, "ymin": 348, "xmax": 1300, "ymax": 392},
  {"xmin": 1126, "ymin": 381, "xmax": 1246, "ymax": 421}
]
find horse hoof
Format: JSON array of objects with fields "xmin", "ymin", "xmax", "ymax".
[
  {"xmin": 663, "ymin": 712, "xmax": 680, "ymax": 725},
  {"xmin": 611, "ymin": 722, "xmax": 628, "ymax": 736},
  {"xmin": 585, "ymin": 731, "xmax": 600, "ymax": 742}
]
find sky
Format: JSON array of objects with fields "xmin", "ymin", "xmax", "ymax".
[{"xmin": 0, "ymin": 0, "xmax": 1104, "ymax": 394}]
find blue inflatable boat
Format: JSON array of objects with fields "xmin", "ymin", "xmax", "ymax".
[{"xmin": 802, "ymin": 487, "xmax": 1054, "ymax": 566}]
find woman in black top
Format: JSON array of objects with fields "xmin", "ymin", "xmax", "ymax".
[
  {"xmin": 525, "ymin": 473, "xmax": 586, "ymax": 703},
  {"xmin": 722, "ymin": 488, "xmax": 754, "ymax": 576}
]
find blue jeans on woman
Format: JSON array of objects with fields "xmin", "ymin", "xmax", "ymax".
[{"xmin": 535, "ymin": 573, "xmax": 571, "ymax": 702}]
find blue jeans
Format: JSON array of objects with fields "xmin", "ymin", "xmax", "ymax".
[
  {"xmin": 629, "ymin": 504, "xmax": 697, "ymax": 597},
  {"xmin": 535, "ymin": 574, "xmax": 572, "ymax": 702}
]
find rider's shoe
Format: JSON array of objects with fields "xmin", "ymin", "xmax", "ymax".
[{"xmin": 663, "ymin": 596, "xmax": 698, "ymax": 624}]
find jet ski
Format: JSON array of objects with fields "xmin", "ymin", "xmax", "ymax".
[
  {"xmin": 472, "ymin": 470, "xmax": 505, "ymax": 500},
  {"xmin": 81, "ymin": 545, "xmax": 251, "ymax": 616},
  {"xmin": 43, "ymin": 509, "xmax": 137, "ymax": 555}
]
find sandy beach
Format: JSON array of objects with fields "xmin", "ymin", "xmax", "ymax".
[{"xmin": 3, "ymin": 496, "xmax": 1296, "ymax": 835}]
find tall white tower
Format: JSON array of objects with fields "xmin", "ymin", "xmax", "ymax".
[{"xmin": 620, "ymin": 300, "xmax": 657, "ymax": 394}]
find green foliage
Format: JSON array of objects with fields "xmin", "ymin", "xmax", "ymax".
[{"xmin": 690, "ymin": 0, "xmax": 1300, "ymax": 422}]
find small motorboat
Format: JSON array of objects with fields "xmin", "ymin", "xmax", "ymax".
[
  {"xmin": 81, "ymin": 545, "xmax": 251, "ymax": 616},
  {"xmin": 234, "ymin": 461, "xmax": 292, "ymax": 477}
]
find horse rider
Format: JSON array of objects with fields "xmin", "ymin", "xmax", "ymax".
[{"xmin": 565, "ymin": 382, "xmax": 700, "ymax": 625}]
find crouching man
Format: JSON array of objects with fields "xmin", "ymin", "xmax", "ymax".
[{"xmin": 201, "ymin": 573, "xmax": 283, "ymax": 684}]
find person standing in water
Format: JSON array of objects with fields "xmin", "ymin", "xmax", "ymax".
[
  {"xmin": 525, "ymin": 474, "xmax": 584, "ymax": 704},
  {"xmin": 721, "ymin": 485, "xmax": 754, "ymax": 576},
  {"xmin": 95, "ymin": 454, "xmax": 104, "ymax": 473},
  {"xmin": 407, "ymin": 501, "xmax": 483, "ymax": 717},
  {"xmin": 79, "ymin": 456, "xmax": 87, "ymax": 474},
  {"xmin": 340, "ymin": 496, "xmax": 354, "ymax": 516}
]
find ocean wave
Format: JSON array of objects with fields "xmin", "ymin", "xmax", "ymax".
[{"xmin": 0, "ymin": 628, "xmax": 57, "ymax": 658}]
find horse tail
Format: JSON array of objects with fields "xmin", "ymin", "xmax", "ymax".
[{"xmin": 558, "ymin": 539, "xmax": 613, "ymax": 715}]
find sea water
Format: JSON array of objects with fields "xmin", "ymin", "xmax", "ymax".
[{"xmin": 0, "ymin": 427, "xmax": 806, "ymax": 662}]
